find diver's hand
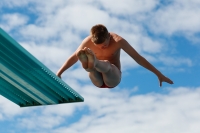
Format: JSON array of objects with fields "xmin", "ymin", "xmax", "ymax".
[
  {"xmin": 56, "ymin": 72, "xmax": 62, "ymax": 79},
  {"xmin": 157, "ymin": 74, "xmax": 174, "ymax": 87}
]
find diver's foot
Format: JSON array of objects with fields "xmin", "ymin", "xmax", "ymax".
[
  {"xmin": 85, "ymin": 47, "xmax": 98, "ymax": 70},
  {"xmin": 77, "ymin": 49, "xmax": 88, "ymax": 69}
]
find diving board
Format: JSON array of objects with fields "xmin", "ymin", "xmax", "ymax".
[{"xmin": 0, "ymin": 28, "xmax": 84, "ymax": 107}]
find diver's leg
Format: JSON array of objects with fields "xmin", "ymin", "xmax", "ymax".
[
  {"xmin": 77, "ymin": 49, "xmax": 104, "ymax": 87},
  {"xmin": 85, "ymin": 48, "xmax": 121, "ymax": 87}
]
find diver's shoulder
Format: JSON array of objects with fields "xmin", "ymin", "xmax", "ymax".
[
  {"xmin": 110, "ymin": 32, "xmax": 124, "ymax": 42},
  {"xmin": 81, "ymin": 35, "xmax": 93, "ymax": 44}
]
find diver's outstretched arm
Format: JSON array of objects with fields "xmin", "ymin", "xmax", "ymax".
[
  {"xmin": 56, "ymin": 52, "xmax": 78, "ymax": 78},
  {"xmin": 120, "ymin": 39, "xmax": 173, "ymax": 87}
]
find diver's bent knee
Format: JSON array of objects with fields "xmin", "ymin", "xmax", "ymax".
[{"xmin": 103, "ymin": 60, "xmax": 113, "ymax": 71}]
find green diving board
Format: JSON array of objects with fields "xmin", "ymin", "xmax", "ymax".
[{"xmin": 0, "ymin": 28, "xmax": 84, "ymax": 107}]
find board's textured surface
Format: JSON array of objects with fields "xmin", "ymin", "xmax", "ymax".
[{"xmin": 0, "ymin": 28, "xmax": 84, "ymax": 107}]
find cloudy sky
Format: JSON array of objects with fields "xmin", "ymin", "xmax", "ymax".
[{"xmin": 1, "ymin": 0, "xmax": 200, "ymax": 133}]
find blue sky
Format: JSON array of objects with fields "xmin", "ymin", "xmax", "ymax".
[{"xmin": 0, "ymin": 0, "xmax": 200, "ymax": 133}]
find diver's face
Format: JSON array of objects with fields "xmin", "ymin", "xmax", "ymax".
[{"xmin": 94, "ymin": 33, "xmax": 111, "ymax": 49}]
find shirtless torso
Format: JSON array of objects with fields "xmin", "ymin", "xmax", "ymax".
[{"xmin": 78, "ymin": 32, "xmax": 121, "ymax": 70}]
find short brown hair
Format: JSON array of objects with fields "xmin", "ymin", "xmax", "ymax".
[{"xmin": 90, "ymin": 24, "xmax": 109, "ymax": 44}]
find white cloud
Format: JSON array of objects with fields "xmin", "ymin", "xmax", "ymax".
[
  {"xmin": 20, "ymin": 24, "xmax": 56, "ymax": 41},
  {"xmin": 140, "ymin": 36, "xmax": 163, "ymax": 53},
  {"xmin": 0, "ymin": 0, "xmax": 30, "ymax": 8},
  {"xmin": 21, "ymin": 42, "xmax": 74, "ymax": 70},
  {"xmin": 2, "ymin": 0, "xmax": 200, "ymax": 42},
  {"xmin": 50, "ymin": 86, "xmax": 200, "ymax": 133},
  {"xmin": 19, "ymin": 115, "xmax": 64, "ymax": 129},
  {"xmin": 0, "ymin": 96, "xmax": 28, "ymax": 120},
  {"xmin": 147, "ymin": 0, "xmax": 200, "ymax": 36},
  {"xmin": 0, "ymin": 1, "xmax": 198, "ymax": 131},
  {"xmin": 159, "ymin": 56, "xmax": 193, "ymax": 67},
  {"xmin": 120, "ymin": 50, "xmax": 139, "ymax": 70},
  {"xmin": 62, "ymin": 4, "xmax": 110, "ymax": 31},
  {"xmin": 1, "ymin": 0, "xmax": 185, "ymax": 73},
  {"xmin": 0, "ymin": 1, "xmax": 199, "ymax": 133},
  {"xmin": 98, "ymin": 0, "xmax": 159, "ymax": 15},
  {"xmin": 0, "ymin": 13, "xmax": 28, "ymax": 31},
  {"xmin": 67, "ymin": 67, "xmax": 90, "ymax": 81},
  {"xmin": 1, "ymin": 76, "xmax": 200, "ymax": 133},
  {"xmin": 1, "ymin": 0, "xmax": 196, "ymax": 75}
]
